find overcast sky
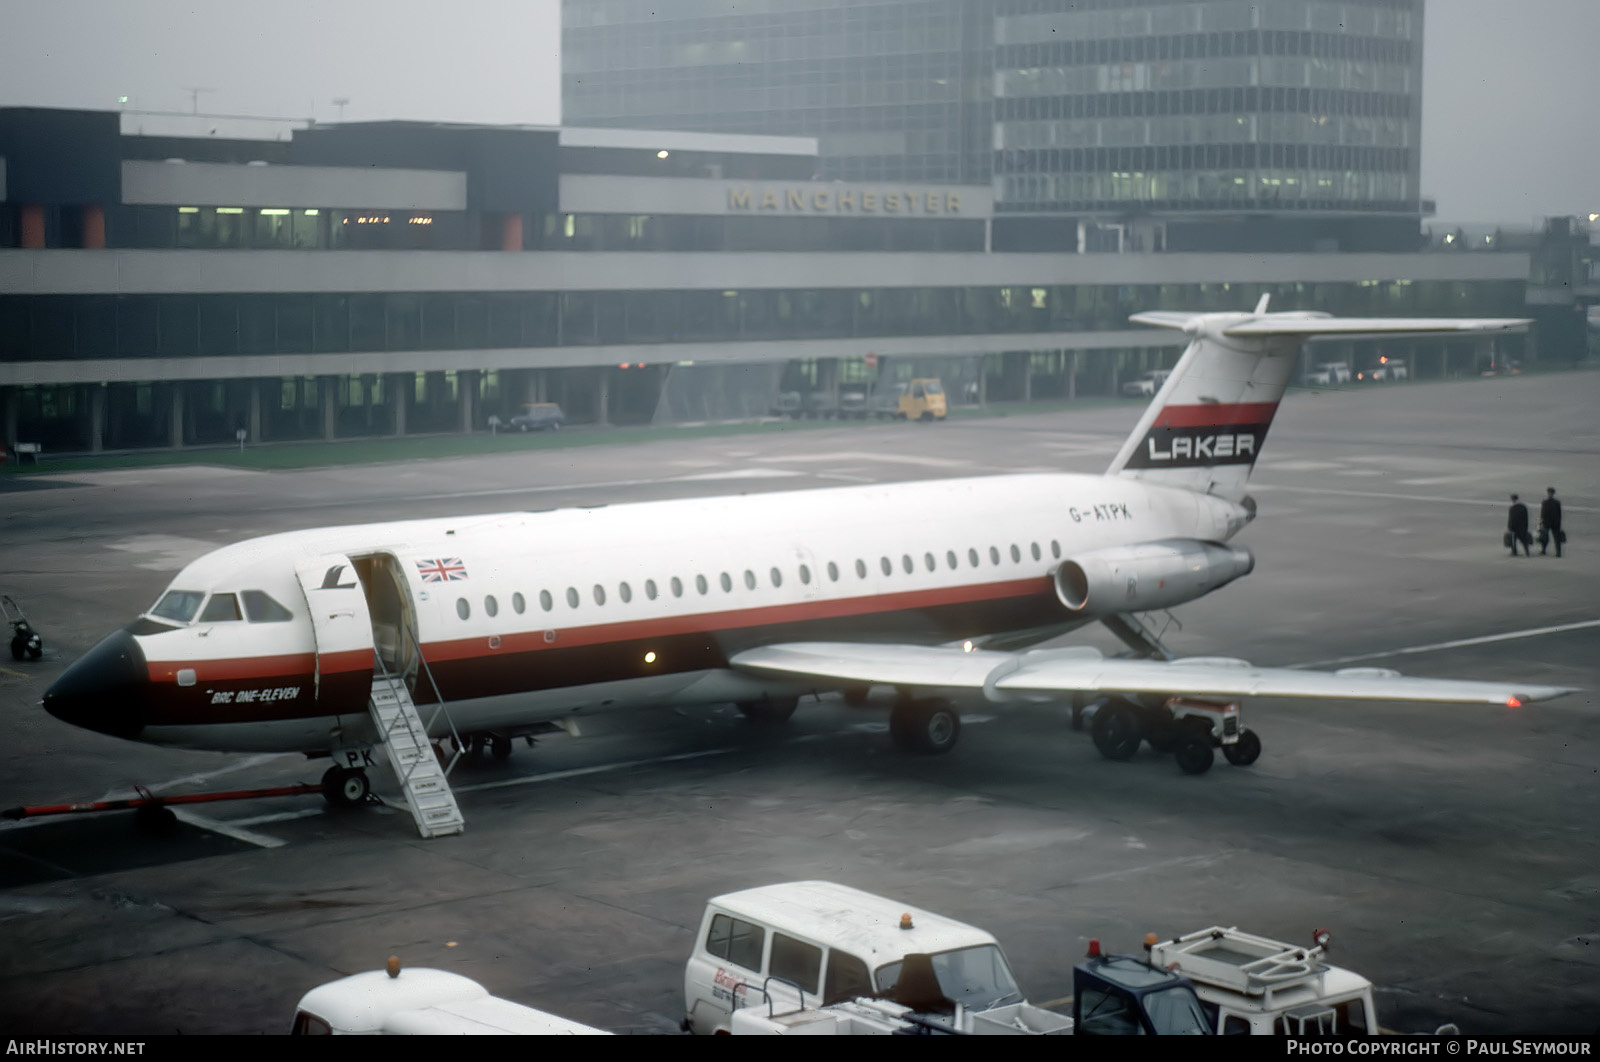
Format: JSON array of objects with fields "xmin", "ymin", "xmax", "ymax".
[{"xmin": 0, "ymin": 0, "xmax": 1593, "ymax": 225}]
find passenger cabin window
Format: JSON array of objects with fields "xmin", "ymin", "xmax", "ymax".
[
  {"xmin": 924, "ymin": 553, "xmax": 936, "ymax": 572},
  {"xmin": 242, "ymin": 590, "xmax": 293, "ymax": 622},
  {"xmin": 671, "ymin": 577, "xmax": 684, "ymax": 598},
  {"xmin": 705, "ymin": 913, "xmax": 764, "ymax": 973},
  {"xmin": 946, "ymin": 551, "xmax": 958, "ymax": 570},
  {"xmin": 593, "ymin": 585, "xmax": 606, "ymax": 606},
  {"xmin": 720, "ymin": 572, "xmax": 733, "ymax": 593},
  {"xmin": 989, "ymin": 546, "xmax": 1001, "ymax": 565},
  {"xmin": 456, "ymin": 598, "xmax": 470, "ymax": 620},
  {"xmin": 770, "ymin": 567, "xmax": 783, "ymax": 588},
  {"xmin": 645, "ymin": 579, "xmax": 658, "ymax": 600},
  {"xmin": 827, "ymin": 562, "xmax": 839, "ymax": 582},
  {"xmin": 152, "ymin": 590, "xmax": 205, "ymax": 623},
  {"xmin": 485, "ymin": 595, "xmax": 499, "ymax": 617},
  {"xmin": 901, "ymin": 554, "xmax": 913, "ymax": 574},
  {"xmin": 968, "ymin": 549, "xmax": 980, "ymax": 567},
  {"xmin": 799, "ymin": 564, "xmax": 811, "ymax": 585},
  {"xmin": 1031, "ymin": 542, "xmax": 1042, "ymax": 561},
  {"xmin": 199, "ymin": 593, "xmax": 241, "ymax": 622},
  {"xmin": 512, "ymin": 592, "xmax": 526, "ymax": 614},
  {"xmin": 744, "ymin": 570, "xmax": 757, "ymax": 590},
  {"xmin": 540, "ymin": 590, "xmax": 554, "ymax": 612},
  {"xmin": 566, "ymin": 587, "xmax": 580, "ymax": 608},
  {"xmin": 824, "ymin": 951, "xmax": 873, "ymax": 1005},
  {"xmin": 1010, "ymin": 544, "xmax": 1021, "ymax": 563},
  {"xmin": 695, "ymin": 575, "xmax": 708, "ymax": 595},
  {"xmin": 855, "ymin": 560, "xmax": 867, "ymax": 579},
  {"xmin": 880, "ymin": 557, "xmax": 892, "ymax": 576},
  {"xmin": 769, "ymin": 933, "xmax": 823, "ymax": 996},
  {"xmin": 1051, "ymin": 540, "xmax": 1061, "ymax": 559},
  {"xmin": 619, "ymin": 582, "xmax": 632, "ymax": 603}
]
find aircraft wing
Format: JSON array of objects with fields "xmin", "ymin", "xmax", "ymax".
[{"xmin": 730, "ymin": 643, "xmax": 1574, "ymax": 707}]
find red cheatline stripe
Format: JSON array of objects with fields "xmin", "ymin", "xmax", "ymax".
[
  {"xmin": 1153, "ymin": 402, "xmax": 1279, "ymax": 429},
  {"xmin": 136, "ymin": 580, "xmax": 1053, "ymax": 681},
  {"xmin": 417, "ymin": 578, "xmax": 1050, "ymax": 663},
  {"xmin": 145, "ymin": 648, "xmax": 371, "ymax": 683}
]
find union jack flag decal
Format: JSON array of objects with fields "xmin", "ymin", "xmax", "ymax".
[{"xmin": 416, "ymin": 557, "xmax": 468, "ymax": 583}]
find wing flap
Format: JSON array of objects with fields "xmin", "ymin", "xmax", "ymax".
[
  {"xmin": 730, "ymin": 642, "xmax": 1574, "ymax": 707},
  {"xmin": 997, "ymin": 657, "xmax": 1572, "ymax": 706},
  {"xmin": 731, "ymin": 642, "xmax": 1012, "ymax": 689}
]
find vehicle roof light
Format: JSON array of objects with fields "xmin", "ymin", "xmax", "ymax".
[
  {"xmin": 899, "ymin": 913, "xmax": 913, "ymax": 930},
  {"xmin": 386, "ymin": 955, "xmax": 401, "ymax": 979},
  {"xmin": 1087, "ymin": 938, "xmax": 1101, "ymax": 958},
  {"xmin": 1144, "ymin": 933, "xmax": 1158, "ymax": 950}
]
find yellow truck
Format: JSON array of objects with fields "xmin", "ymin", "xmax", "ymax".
[{"xmin": 874, "ymin": 379, "xmax": 947, "ymax": 421}]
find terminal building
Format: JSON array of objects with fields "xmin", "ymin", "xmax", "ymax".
[{"xmin": 0, "ymin": 98, "xmax": 1535, "ymax": 455}]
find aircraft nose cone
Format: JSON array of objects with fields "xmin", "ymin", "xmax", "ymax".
[{"xmin": 43, "ymin": 629, "xmax": 148, "ymax": 740}]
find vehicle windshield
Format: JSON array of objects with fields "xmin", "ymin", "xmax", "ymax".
[
  {"xmin": 923, "ymin": 381, "xmax": 944, "ymax": 394},
  {"xmin": 1142, "ymin": 985, "xmax": 1212, "ymax": 1035},
  {"xmin": 875, "ymin": 945, "xmax": 1021, "ymax": 1011},
  {"xmin": 150, "ymin": 590, "xmax": 205, "ymax": 623}
]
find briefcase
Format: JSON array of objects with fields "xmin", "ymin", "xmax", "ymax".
[
  {"xmin": 1538, "ymin": 526, "xmax": 1550, "ymax": 549},
  {"xmin": 1503, "ymin": 531, "xmax": 1514, "ymax": 549}
]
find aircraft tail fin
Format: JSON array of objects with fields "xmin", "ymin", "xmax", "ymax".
[{"xmin": 1106, "ymin": 304, "xmax": 1530, "ymax": 500}]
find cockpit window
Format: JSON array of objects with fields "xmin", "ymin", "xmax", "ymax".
[
  {"xmin": 151, "ymin": 590, "xmax": 205, "ymax": 623},
  {"xmin": 199, "ymin": 594, "xmax": 242, "ymax": 622},
  {"xmin": 241, "ymin": 591, "xmax": 294, "ymax": 623}
]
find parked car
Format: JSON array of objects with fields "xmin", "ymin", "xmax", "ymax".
[
  {"xmin": 507, "ymin": 403, "xmax": 566, "ymax": 431},
  {"xmin": 1359, "ymin": 358, "xmax": 1408, "ymax": 382},
  {"xmin": 771, "ymin": 391, "xmax": 803, "ymax": 418},
  {"xmin": 803, "ymin": 391, "xmax": 839, "ymax": 419},
  {"xmin": 1121, "ymin": 369, "xmax": 1171, "ymax": 397},
  {"xmin": 1305, "ymin": 362, "xmax": 1352, "ymax": 386},
  {"xmin": 838, "ymin": 390, "xmax": 868, "ymax": 419}
]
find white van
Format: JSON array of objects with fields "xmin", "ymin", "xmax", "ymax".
[
  {"xmin": 291, "ymin": 962, "xmax": 609, "ymax": 1035},
  {"xmin": 683, "ymin": 881, "xmax": 1026, "ymax": 1035}
]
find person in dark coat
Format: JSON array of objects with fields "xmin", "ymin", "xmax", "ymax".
[
  {"xmin": 1539, "ymin": 487, "xmax": 1564, "ymax": 557},
  {"xmin": 1507, "ymin": 494, "xmax": 1531, "ymax": 556}
]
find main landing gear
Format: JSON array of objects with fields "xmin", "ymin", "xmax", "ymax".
[
  {"xmin": 1089, "ymin": 695, "xmax": 1261, "ymax": 776},
  {"xmin": 889, "ymin": 695, "xmax": 961, "ymax": 755}
]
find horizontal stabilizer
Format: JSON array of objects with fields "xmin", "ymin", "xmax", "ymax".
[
  {"xmin": 1222, "ymin": 316, "xmax": 1531, "ymax": 337},
  {"xmin": 730, "ymin": 642, "xmax": 1574, "ymax": 708},
  {"xmin": 1128, "ymin": 311, "xmax": 1208, "ymax": 331}
]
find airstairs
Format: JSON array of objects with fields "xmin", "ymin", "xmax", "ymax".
[{"xmin": 368, "ymin": 671, "xmax": 465, "ymax": 838}]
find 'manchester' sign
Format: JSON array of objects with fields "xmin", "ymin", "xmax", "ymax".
[{"xmin": 729, "ymin": 186, "xmax": 964, "ymax": 216}]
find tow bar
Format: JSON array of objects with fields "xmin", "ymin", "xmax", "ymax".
[{"xmin": 3, "ymin": 783, "xmax": 324, "ymax": 832}]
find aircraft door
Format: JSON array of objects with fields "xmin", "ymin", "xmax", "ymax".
[{"xmin": 293, "ymin": 553, "xmax": 376, "ymax": 710}]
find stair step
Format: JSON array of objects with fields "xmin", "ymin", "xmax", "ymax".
[{"xmin": 368, "ymin": 683, "xmax": 464, "ymax": 838}]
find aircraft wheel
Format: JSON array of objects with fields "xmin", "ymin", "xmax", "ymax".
[
  {"xmin": 28, "ymin": 641, "xmax": 41, "ymax": 660},
  {"xmin": 892, "ymin": 698, "xmax": 961, "ymax": 755},
  {"xmin": 489, "ymin": 733, "xmax": 514, "ymax": 760},
  {"xmin": 1091, "ymin": 701, "xmax": 1142, "ymax": 761},
  {"xmin": 1222, "ymin": 729, "xmax": 1261, "ymax": 767},
  {"xmin": 321, "ymin": 766, "xmax": 370, "ymax": 807},
  {"xmin": 737, "ymin": 697, "xmax": 798, "ymax": 724},
  {"xmin": 1175, "ymin": 740, "xmax": 1215, "ymax": 776}
]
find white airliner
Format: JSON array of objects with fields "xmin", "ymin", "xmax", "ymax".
[{"xmin": 43, "ymin": 302, "xmax": 1572, "ymax": 806}]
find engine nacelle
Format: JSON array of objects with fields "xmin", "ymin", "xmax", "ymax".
[{"xmin": 1053, "ymin": 538, "xmax": 1254, "ymax": 617}]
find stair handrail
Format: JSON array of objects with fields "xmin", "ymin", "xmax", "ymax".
[{"xmin": 400, "ymin": 624, "xmax": 469, "ymax": 779}]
